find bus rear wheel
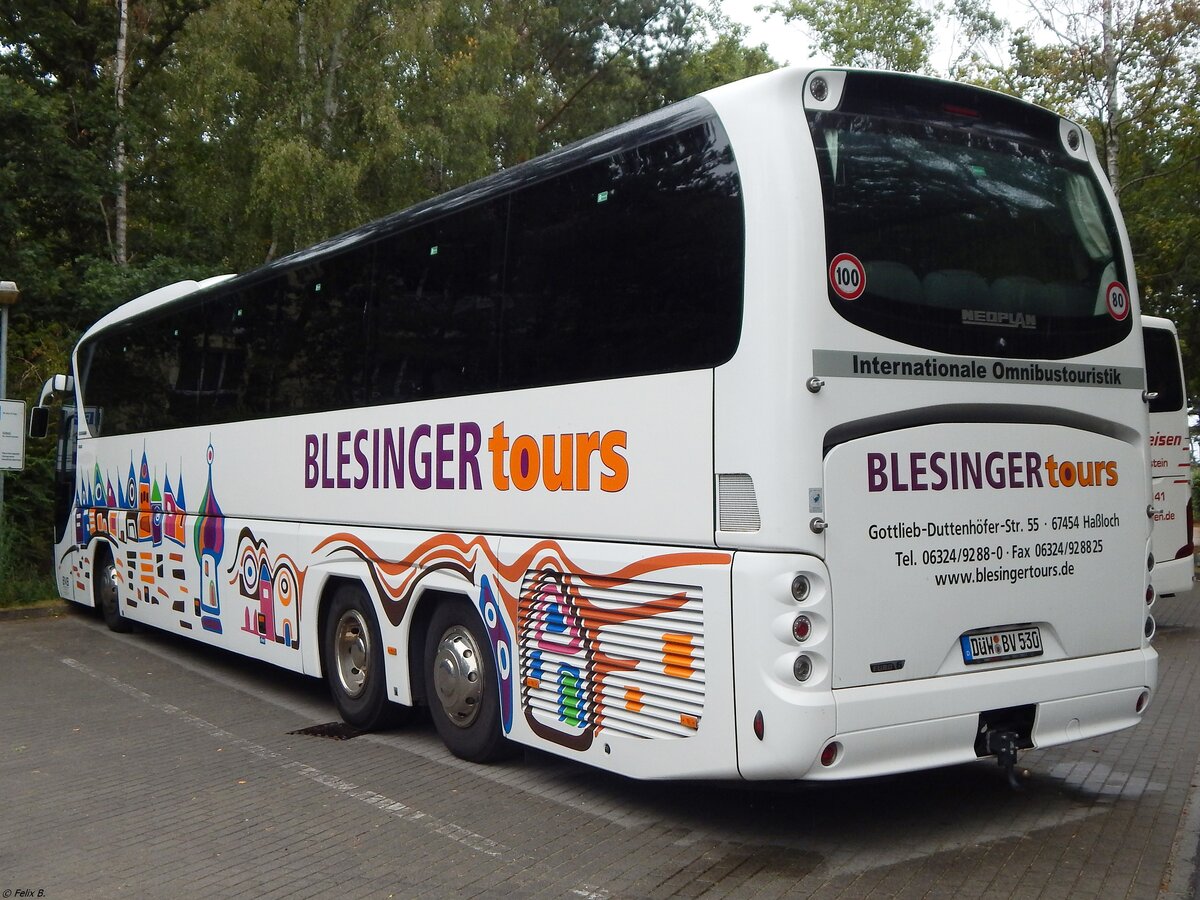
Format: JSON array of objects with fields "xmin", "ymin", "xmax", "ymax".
[
  {"xmin": 96, "ymin": 547, "xmax": 132, "ymax": 633},
  {"xmin": 425, "ymin": 599, "xmax": 511, "ymax": 762},
  {"xmin": 323, "ymin": 584, "xmax": 408, "ymax": 731}
]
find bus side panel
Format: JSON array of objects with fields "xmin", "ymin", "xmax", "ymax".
[
  {"xmin": 73, "ymin": 435, "xmax": 307, "ymax": 674},
  {"xmin": 306, "ymin": 524, "xmax": 740, "ymax": 779}
]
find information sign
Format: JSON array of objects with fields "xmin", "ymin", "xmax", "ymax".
[{"xmin": 0, "ymin": 399, "xmax": 25, "ymax": 471}]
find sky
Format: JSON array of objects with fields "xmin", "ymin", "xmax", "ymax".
[{"xmin": 716, "ymin": 0, "xmax": 1041, "ymax": 71}]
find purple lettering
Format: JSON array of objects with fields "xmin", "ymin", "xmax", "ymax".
[
  {"xmin": 304, "ymin": 434, "xmax": 319, "ymax": 488},
  {"xmin": 410, "ymin": 424, "xmax": 432, "ymax": 490},
  {"xmin": 459, "ymin": 423, "xmax": 482, "ymax": 490},
  {"xmin": 1007, "ymin": 451, "xmax": 1023, "ymax": 488},
  {"xmin": 372, "ymin": 429, "xmax": 380, "ymax": 489},
  {"xmin": 1025, "ymin": 452, "xmax": 1044, "ymax": 487},
  {"xmin": 320, "ymin": 434, "xmax": 334, "ymax": 488},
  {"xmin": 929, "ymin": 452, "xmax": 947, "ymax": 490},
  {"xmin": 961, "ymin": 452, "xmax": 982, "ymax": 489},
  {"xmin": 985, "ymin": 451, "xmax": 1005, "ymax": 489},
  {"xmin": 336, "ymin": 431, "xmax": 352, "ymax": 489},
  {"xmin": 867, "ymin": 453, "xmax": 888, "ymax": 492},
  {"xmin": 383, "ymin": 428, "xmax": 404, "ymax": 488},
  {"xmin": 910, "ymin": 452, "xmax": 928, "ymax": 491},
  {"xmin": 436, "ymin": 423, "xmax": 454, "ymax": 490},
  {"xmin": 353, "ymin": 430, "xmax": 370, "ymax": 489},
  {"xmin": 889, "ymin": 452, "xmax": 909, "ymax": 491}
]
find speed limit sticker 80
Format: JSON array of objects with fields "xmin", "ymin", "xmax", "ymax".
[
  {"xmin": 1105, "ymin": 281, "xmax": 1130, "ymax": 321},
  {"xmin": 830, "ymin": 253, "xmax": 866, "ymax": 301}
]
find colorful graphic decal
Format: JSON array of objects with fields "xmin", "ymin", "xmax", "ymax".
[
  {"xmin": 227, "ymin": 527, "xmax": 306, "ymax": 649},
  {"xmin": 477, "ymin": 575, "xmax": 513, "ymax": 733},
  {"xmin": 72, "ymin": 449, "xmax": 193, "ymax": 618},
  {"xmin": 73, "ymin": 442, "xmax": 300, "ymax": 650},
  {"xmin": 194, "ymin": 444, "xmax": 225, "ymax": 634},
  {"xmin": 313, "ymin": 532, "xmax": 729, "ymax": 749}
]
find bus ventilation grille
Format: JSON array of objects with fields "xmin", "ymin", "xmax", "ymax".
[
  {"xmin": 718, "ymin": 474, "xmax": 761, "ymax": 532},
  {"xmin": 518, "ymin": 570, "xmax": 706, "ymax": 741}
]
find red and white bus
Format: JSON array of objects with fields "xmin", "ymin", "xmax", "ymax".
[{"xmin": 33, "ymin": 67, "xmax": 1157, "ymax": 781}]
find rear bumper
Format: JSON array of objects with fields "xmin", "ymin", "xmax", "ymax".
[{"xmin": 807, "ymin": 647, "xmax": 1157, "ymax": 780}]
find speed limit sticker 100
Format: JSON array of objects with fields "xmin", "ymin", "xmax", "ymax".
[{"xmin": 830, "ymin": 253, "xmax": 866, "ymax": 301}]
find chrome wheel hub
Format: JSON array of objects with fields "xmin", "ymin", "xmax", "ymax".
[
  {"xmin": 433, "ymin": 625, "xmax": 483, "ymax": 728},
  {"xmin": 100, "ymin": 562, "xmax": 119, "ymax": 614},
  {"xmin": 333, "ymin": 609, "xmax": 371, "ymax": 699}
]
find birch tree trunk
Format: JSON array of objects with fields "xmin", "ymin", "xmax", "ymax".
[
  {"xmin": 1102, "ymin": 0, "xmax": 1121, "ymax": 194},
  {"xmin": 114, "ymin": 0, "xmax": 129, "ymax": 266}
]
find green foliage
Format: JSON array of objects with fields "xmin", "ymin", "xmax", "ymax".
[
  {"xmin": 957, "ymin": 0, "xmax": 1200, "ymax": 399},
  {"xmin": 765, "ymin": 0, "xmax": 936, "ymax": 71},
  {"xmin": 0, "ymin": 508, "xmax": 58, "ymax": 607},
  {"xmin": 1192, "ymin": 465, "xmax": 1200, "ymax": 526}
]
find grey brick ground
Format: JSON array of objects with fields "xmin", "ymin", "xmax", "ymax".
[{"xmin": 1, "ymin": 590, "xmax": 1198, "ymax": 898}]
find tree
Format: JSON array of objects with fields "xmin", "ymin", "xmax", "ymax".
[
  {"xmin": 964, "ymin": 0, "xmax": 1199, "ymax": 196},
  {"xmin": 154, "ymin": 0, "xmax": 775, "ymax": 267},
  {"xmin": 762, "ymin": 0, "xmax": 937, "ymax": 71}
]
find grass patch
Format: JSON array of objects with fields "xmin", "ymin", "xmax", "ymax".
[{"xmin": 0, "ymin": 520, "xmax": 60, "ymax": 608}]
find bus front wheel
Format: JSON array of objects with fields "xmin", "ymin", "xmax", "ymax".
[
  {"xmin": 96, "ymin": 547, "xmax": 132, "ymax": 633},
  {"xmin": 424, "ymin": 599, "xmax": 511, "ymax": 762},
  {"xmin": 323, "ymin": 584, "xmax": 408, "ymax": 730}
]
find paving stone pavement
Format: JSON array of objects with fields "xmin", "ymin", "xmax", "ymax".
[{"xmin": 1, "ymin": 589, "xmax": 1198, "ymax": 899}]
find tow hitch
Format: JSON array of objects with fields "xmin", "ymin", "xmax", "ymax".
[
  {"xmin": 984, "ymin": 729, "xmax": 1022, "ymax": 790},
  {"xmin": 975, "ymin": 704, "xmax": 1036, "ymax": 790}
]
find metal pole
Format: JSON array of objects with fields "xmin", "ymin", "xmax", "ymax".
[
  {"xmin": 0, "ymin": 282, "xmax": 20, "ymax": 534},
  {"xmin": 0, "ymin": 303, "xmax": 8, "ymax": 527}
]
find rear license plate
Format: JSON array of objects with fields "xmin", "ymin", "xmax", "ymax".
[{"xmin": 961, "ymin": 626, "xmax": 1043, "ymax": 665}]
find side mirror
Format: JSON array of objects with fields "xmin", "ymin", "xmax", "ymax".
[{"xmin": 29, "ymin": 405, "xmax": 49, "ymax": 439}]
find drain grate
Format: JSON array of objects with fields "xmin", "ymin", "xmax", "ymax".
[{"xmin": 288, "ymin": 721, "xmax": 365, "ymax": 740}]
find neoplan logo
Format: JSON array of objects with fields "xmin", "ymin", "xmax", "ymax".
[{"xmin": 962, "ymin": 310, "xmax": 1037, "ymax": 329}]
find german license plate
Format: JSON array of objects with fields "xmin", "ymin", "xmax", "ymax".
[{"xmin": 960, "ymin": 626, "xmax": 1043, "ymax": 665}]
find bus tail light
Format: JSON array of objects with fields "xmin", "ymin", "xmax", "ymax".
[
  {"xmin": 1146, "ymin": 585, "xmax": 1155, "ymax": 606},
  {"xmin": 1145, "ymin": 615, "xmax": 1156, "ymax": 641},
  {"xmin": 792, "ymin": 615, "xmax": 812, "ymax": 642},
  {"xmin": 753, "ymin": 710, "xmax": 764, "ymax": 741},
  {"xmin": 793, "ymin": 655, "xmax": 813, "ymax": 682}
]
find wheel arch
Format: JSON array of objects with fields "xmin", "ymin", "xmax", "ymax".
[
  {"xmin": 87, "ymin": 535, "xmax": 119, "ymax": 609},
  {"xmin": 312, "ymin": 573, "xmax": 370, "ymax": 681}
]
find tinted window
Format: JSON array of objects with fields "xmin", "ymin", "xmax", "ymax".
[
  {"xmin": 78, "ymin": 111, "xmax": 744, "ymax": 433},
  {"xmin": 503, "ymin": 122, "xmax": 743, "ymax": 389},
  {"xmin": 368, "ymin": 201, "xmax": 504, "ymax": 403},
  {"xmin": 1144, "ymin": 326, "xmax": 1186, "ymax": 414},
  {"xmin": 271, "ymin": 247, "xmax": 373, "ymax": 415},
  {"xmin": 80, "ymin": 300, "xmax": 206, "ymax": 436}
]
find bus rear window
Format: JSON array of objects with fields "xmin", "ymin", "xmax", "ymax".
[{"xmin": 809, "ymin": 73, "xmax": 1132, "ymax": 359}]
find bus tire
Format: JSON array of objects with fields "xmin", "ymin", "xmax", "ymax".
[
  {"xmin": 323, "ymin": 583, "xmax": 407, "ymax": 730},
  {"xmin": 425, "ymin": 598, "xmax": 511, "ymax": 762},
  {"xmin": 96, "ymin": 546, "xmax": 132, "ymax": 633}
]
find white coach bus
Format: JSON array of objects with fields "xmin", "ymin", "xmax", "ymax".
[
  {"xmin": 32, "ymin": 67, "xmax": 1157, "ymax": 782},
  {"xmin": 1143, "ymin": 316, "xmax": 1193, "ymax": 596}
]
